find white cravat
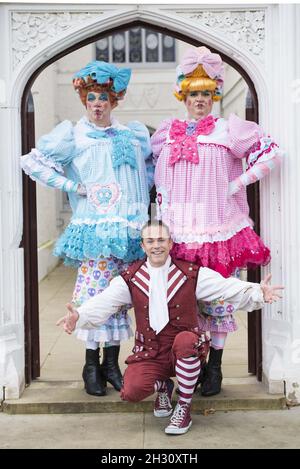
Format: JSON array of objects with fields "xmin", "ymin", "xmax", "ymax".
[{"xmin": 146, "ymin": 255, "xmax": 171, "ymax": 334}]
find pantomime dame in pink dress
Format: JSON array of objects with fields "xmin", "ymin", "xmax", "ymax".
[{"xmin": 151, "ymin": 46, "xmax": 282, "ymax": 396}]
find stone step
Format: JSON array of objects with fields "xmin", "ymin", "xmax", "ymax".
[{"xmin": 3, "ymin": 380, "xmax": 286, "ymax": 414}]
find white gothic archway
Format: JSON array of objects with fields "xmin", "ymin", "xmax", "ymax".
[{"xmin": 1, "ymin": 3, "xmax": 299, "ymax": 402}]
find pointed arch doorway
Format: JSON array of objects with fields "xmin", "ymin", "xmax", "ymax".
[{"xmin": 21, "ymin": 20, "xmax": 262, "ymax": 385}]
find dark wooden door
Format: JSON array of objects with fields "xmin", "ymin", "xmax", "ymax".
[
  {"xmin": 246, "ymin": 91, "xmax": 262, "ymax": 381},
  {"xmin": 21, "ymin": 91, "xmax": 40, "ymax": 383}
]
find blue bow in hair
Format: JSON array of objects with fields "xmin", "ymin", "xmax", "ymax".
[{"xmin": 74, "ymin": 61, "xmax": 132, "ymax": 93}]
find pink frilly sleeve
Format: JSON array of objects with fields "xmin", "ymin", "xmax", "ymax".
[
  {"xmin": 228, "ymin": 113, "xmax": 283, "ymax": 196},
  {"xmin": 150, "ymin": 118, "xmax": 173, "ymax": 165}
]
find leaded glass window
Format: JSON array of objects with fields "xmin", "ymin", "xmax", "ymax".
[
  {"xmin": 95, "ymin": 28, "xmax": 176, "ymax": 67},
  {"xmin": 112, "ymin": 32, "xmax": 126, "ymax": 63},
  {"xmin": 145, "ymin": 30, "xmax": 159, "ymax": 62},
  {"xmin": 95, "ymin": 38, "xmax": 109, "ymax": 62},
  {"xmin": 129, "ymin": 28, "xmax": 142, "ymax": 63}
]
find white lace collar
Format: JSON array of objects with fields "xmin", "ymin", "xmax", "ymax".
[{"xmin": 79, "ymin": 115, "xmax": 122, "ymax": 131}]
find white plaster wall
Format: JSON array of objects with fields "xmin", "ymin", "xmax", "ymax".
[
  {"xmin": 221, "ymin": 64, "xmax": 247, "ymax": 119},
  {"xmin": 55, "ymin": 44, "xmax": 93, "ymax": 123}
]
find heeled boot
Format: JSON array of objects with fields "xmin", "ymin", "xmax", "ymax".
[
  {"xmin": 194, "ymin": 361, "xmax": 208, "ymax": 393},
  {"xmin": 82, "ymin": 348, "xmax": 107, "ymax": 396},
  {"xmin": 101, "ymin": 345, "xmax": 123, "ymax": 391},
  {"xmin": 201, "ymin": 347, "xmax": 223, "ymax": 396}
]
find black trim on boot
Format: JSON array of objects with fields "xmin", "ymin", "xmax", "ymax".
[
  {"xmin": 101, "ymin": 345, "xmax": 123, "ymax": 391},
  {"xmin": 201, "ymin": 347, "xmax": 223, "ymax": 397},
  {"xmin": 82, "ymin": 348, "xmax": 106, "ymax": 396},
  {"xmin": 194, "ymin": 361, "xmax": 208, "ymax": 393}
]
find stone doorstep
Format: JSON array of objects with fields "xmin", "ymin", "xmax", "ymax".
[{"xmin": 2, "ymin": 381, "xmax": 286, "ymax": 415}]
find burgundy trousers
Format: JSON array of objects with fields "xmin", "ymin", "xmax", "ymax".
[{"xmin": 120, "ymin": 331, "xmax": 199, "ymax": 402}]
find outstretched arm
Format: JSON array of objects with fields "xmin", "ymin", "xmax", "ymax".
[
  {"xmin": 56, "ymin": 276, "xmax": 132, "ymax": 333},
  {"xmin": 196, "ymin": 267, "xmax": 284, "ymax": 313},
  {"xmin": 260, "ymin": 273, "xmax": 284, "ymax": 304},
  {"xmin": 56, "ymin": 303, "xmax": 79, "ymax": 334}
]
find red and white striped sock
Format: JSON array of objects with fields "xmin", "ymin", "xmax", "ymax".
[
  {"xmin": 175, "ymin": 356, "xmax": 201, "ymax": 405},
  {"xmin": 154, "ymin": 380, "xmax": 167, "ymax": 393}
]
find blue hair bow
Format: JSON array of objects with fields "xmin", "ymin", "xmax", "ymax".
[{"xmin": 74, "ymin": 61, "xmax": 131, "ymax": 93}]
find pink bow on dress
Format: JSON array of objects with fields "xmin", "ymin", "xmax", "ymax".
[{"xmin": 169, "ymin": 115, "xmax": 216, "ymax": 165}]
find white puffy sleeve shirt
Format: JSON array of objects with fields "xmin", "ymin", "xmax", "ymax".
[{"xmin": 76, "ymin": 266, "xmax": 264, "ymax": 330}]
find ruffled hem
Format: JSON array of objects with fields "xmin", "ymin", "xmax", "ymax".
[
  {"xmin": 171, "ymin": 217, "xmax": 253, "ymax": 244},
  {"xmin": 53, "ymin": 221, "xmax": 145, "ymax": 266},
  {"xmin": 74, "ymin": 309, "xmax": 133, "ymax": 342},
  {"xmin": 74, "ymin": 326, "xmax": 133, "ymax": 343},
  {"xmin": 198, "ymin": 313, "xmax": 238, "ymax": 333},
  {"xmin": 171, "ymin": 226, "xmax": 270, "ymax": 278}
]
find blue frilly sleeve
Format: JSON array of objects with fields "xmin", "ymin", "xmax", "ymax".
[
  {"xmin": 37, "ymin": 120, "xmax": 76, "ymax": 169},
  {"xmin": 20, "ymin": 120, "xmax": 78, "ymax": 193},
  {"xmin": 127, "ymin": 121, "xmax": 154, "ymax": 189}
]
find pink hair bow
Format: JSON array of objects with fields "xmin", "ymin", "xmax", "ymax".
[{"xmin": 180, "ymin": 47, "xmax": 224, "ymax": 81}]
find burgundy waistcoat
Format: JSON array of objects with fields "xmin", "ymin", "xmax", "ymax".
[{"xmin": 121, "ymin": 257, "xmax": 200, "ymax": 364}]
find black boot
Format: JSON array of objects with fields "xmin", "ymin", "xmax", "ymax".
[
  {"xmin": 101, "ymin": 345, "xmax": 123, "ymax": 391},
  {"xmin": 201, "ymin": 347, "xmax": 223, "ymax": 396},
  {"xmin": 194, "ymin": 361, "xmax": 208, "ymax": 393},
  {"xmin": 82, "ymin": 348, "xmax": 106, "ymax": 396}
]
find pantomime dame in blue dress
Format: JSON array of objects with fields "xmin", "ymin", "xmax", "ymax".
[{"xmin": 20, "ymin": 61, "xmax": 153, "ymax": 396}]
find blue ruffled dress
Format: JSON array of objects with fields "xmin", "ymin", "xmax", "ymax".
[{"xmin": 21, "ymin": 115, "xmax": 153, "ymax": 342}]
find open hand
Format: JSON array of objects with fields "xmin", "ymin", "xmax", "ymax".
[
  {"xmin": 56, "ymin": 303, "xmax": 79, "ymax": 334},
  {"xmin": 260, "ymin": 274, "xmax": 284, "ymax": 304}
]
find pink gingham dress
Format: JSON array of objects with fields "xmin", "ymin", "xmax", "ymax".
[{"xmin": 151, "ymin": 113, "xmax": 282, "ymax": 332}]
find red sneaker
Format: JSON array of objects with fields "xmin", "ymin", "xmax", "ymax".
[
  {"xmin": 153, "ymin": 379, "xmax": 174, "ymax": 418},
  {"xmin": 165, "ymin": 401, "xmax": 192, "ymax": 435}
]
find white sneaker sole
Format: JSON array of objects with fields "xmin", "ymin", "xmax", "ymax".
[
  {"xmin": 154, "ymin": 408, "xmax": 173, "ymax": 418},
  {"xmin": 165, "ymin": 420, "xmax": 192, "ymax": 435}
]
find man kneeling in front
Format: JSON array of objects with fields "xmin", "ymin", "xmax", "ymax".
[{"xmin": 57, "ymin": 221, "xmax": 283, "ymax": 435}]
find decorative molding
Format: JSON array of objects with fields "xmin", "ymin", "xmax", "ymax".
[
  {"xmin": 10, "ymin": 8, "xmax": 267, "ymax": 70},
  {"xmin": 125, "ymin": 85, "xmax": 162, "ymax": 110},
  {"xmin": 178, "ymin": 10, "xmax": 265, "ymax": 61},
  {"xmin": 144, "ymin": 86, "xmax": 161, "ymax": 109},
  {"xmin": 11, "ymin": 11, "xmax": 103, "ymax": 69}
]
